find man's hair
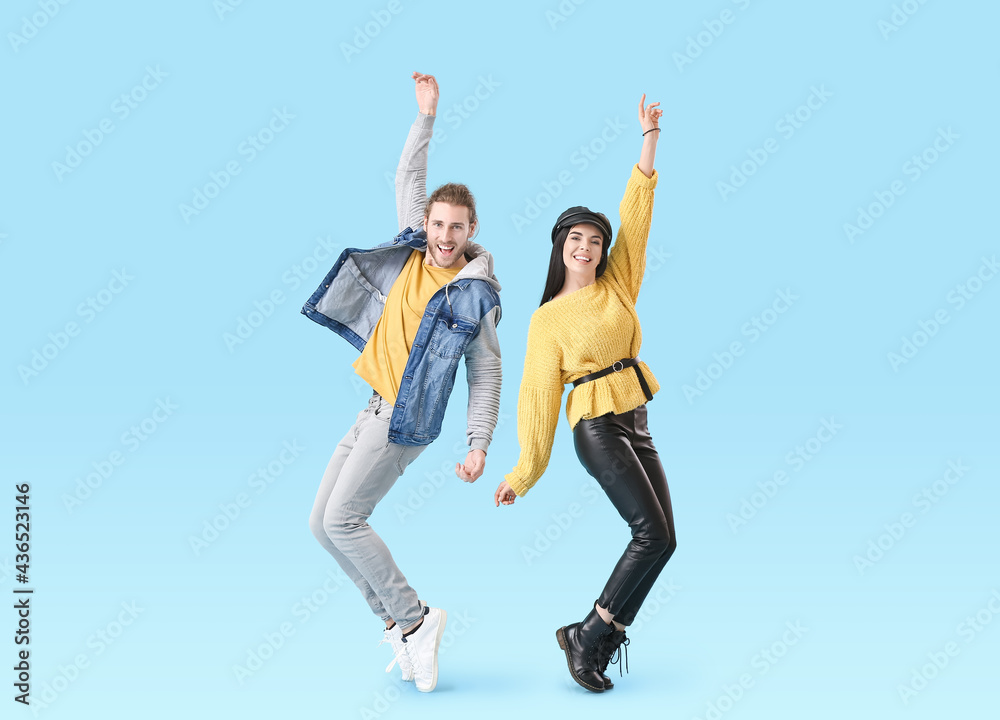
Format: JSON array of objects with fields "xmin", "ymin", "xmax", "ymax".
[{"xmin": 424, "ymin": 183, "xmax": 478, "ymax": 228}]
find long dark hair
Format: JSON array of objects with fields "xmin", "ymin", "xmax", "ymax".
[{"xmin": 539, "ymin": 225, "xmax": 610, "ymax": 306}]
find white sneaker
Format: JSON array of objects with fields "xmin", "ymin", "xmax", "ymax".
[
  {"xmin": 402, "ymin": 605, "xmax": 447, "ymax": 692},
  {"xmin": 379, "ymin": 624, "xmax": 413, "ymax": 681}
]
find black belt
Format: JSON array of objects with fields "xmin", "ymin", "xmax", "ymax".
[{"xmin": 572, "ymin": 357, "xmax": 653, "ymax": 403}]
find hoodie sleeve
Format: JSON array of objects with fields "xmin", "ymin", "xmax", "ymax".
[
  {"xmin": 395, "ymin": 113, "xmax": 435, "ymax": 233},
  {"xmin": 463, "ymin": 305, "xmax": 502, "ymax": 453}
]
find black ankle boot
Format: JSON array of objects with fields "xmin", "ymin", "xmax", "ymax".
[
  {"xmin": 556, "ymin": 607, "xmax": 614, "ymax": 693},
  {"xmin": 596, "ymin": 630, "xmax": 614, "ymax": 690},
  {"xmin": 596, "ymin": 628, "xmax": 629, "ymax": 689}
]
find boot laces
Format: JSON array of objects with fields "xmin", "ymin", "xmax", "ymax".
[
  {"xmin": 608, "ymin": 635, "xmax": 629, "ymax": 676},
  {"xmin": 598, "ymin": 632, "xmax": 629, "ymax": 677}
]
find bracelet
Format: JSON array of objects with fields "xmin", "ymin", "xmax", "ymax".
[{"xmin": 642, "ymin": 128, "xmax": 660, "ymax": 137}]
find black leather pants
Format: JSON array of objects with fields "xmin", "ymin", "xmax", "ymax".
[{"xmin": 573, "ymin": 404, "xmax": 676, "ymax": 626}]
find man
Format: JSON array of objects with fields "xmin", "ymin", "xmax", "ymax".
[{"xmin": 303, "ymin": 72, "xmax": 502, "ymax": 693}]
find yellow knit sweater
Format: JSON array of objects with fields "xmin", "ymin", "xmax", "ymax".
[{"xmin": 504, "ymin": 163, "xmax": 660, "ymax": 497}]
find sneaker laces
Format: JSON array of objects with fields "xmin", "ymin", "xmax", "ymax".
[
  {"xmin": 378, "ymin": 632, "xmax": 408, "ymax": 674},
  {"xmin": 384, "ymin": 646, "xmax": 408, "ymax": 674},
  {"xmin": 403, "ymin": 635, "xmax": 428, "ymax": 677},
  {"xmin": 398, "ymin": 606, "xmax": 430, "ymax": 677}
]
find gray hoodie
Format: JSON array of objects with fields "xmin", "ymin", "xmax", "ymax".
[{"xmin": 394, "ymin": 113, "xmax": 502, "ymax": 453}]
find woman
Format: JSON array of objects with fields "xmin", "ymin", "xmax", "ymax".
[{"xmin": 494, "ymin": 94, "xmax": 676, "ymax": 694}]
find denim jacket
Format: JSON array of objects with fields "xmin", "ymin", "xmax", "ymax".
[{"xmin": 301, "ymin": 226, "xmax": 502, "ymax": 450}]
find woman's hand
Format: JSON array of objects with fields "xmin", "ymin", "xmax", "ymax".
[
  {"xmin": 494, "ymin": 480, "xmax": 516, "ymax": 507},
  {"xmin": 412, "ymin": 71, "xmax": 439, "ymax": 116},
  {"xmin": 638, "ymin": 93, "xmax": 662, "ymax": 133},
  {"xmin": 637, "ymin": 93, "xmax": 662, "ymax": 178}
]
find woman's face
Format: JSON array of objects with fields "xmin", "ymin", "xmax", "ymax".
[{"xmin": 561, "ymin": 222, "xmax": 603, "ymax": 281}]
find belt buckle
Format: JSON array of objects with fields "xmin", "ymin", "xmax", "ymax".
[{"xmin": 612, "ymin": 360, "xmax": 624, "ymax": 373}]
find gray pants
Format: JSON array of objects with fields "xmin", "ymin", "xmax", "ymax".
[{"xmin": 309, "ymin": 391, "xmax": 428, "ymax": 628}]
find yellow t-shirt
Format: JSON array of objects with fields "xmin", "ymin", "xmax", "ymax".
[{"xmin": 353, "ymin": 249, "xmax": 462, "ymax": 403}]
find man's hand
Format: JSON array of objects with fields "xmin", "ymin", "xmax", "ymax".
[
  {"xmin": 455, "ymin": 448, "xmax": 485, "ymax": 483},
  {"xmin": 413, "ymin": 71, "xmax": 439, "ymax": 116},
  {"xmin": 494, "ymin": 480, "xmax": 516, "ymax": 507}
]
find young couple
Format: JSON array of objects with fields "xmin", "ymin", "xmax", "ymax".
[{"xmin": 303, "ymin": 72, "xmax": 676, "ymax": 694}]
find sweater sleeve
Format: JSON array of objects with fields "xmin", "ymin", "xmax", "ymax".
[
  {"xmin": 504, "ymin": 312, "xmax": 564, "ymax": 497},
  {"xmin": 605, "ymin": 164, "xmax": 658, "ymax": 304}
]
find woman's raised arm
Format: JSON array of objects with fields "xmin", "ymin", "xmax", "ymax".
[
  {"xmin": 637, "ymin": 93, "xmax": 661, "ymax": 178},
  {"xmin": 604, "ymin": 94, "xmax": 662, "ymax": 303}
]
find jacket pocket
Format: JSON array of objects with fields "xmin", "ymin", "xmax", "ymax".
[{"xmin": 428, "ymin": 316, "xmax": 476, "ymax": 359}]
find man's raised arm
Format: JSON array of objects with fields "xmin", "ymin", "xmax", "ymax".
[{"xmin": 395, "ymin": 72, "xmax": 439, "ymax": 233}]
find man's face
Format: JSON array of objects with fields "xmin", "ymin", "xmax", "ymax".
[
  {"xmin": 423, "ymin": 202, "xmax": 474, "ymax": 268},
  {"xmin": 561, "ymin": 223, "xmax": 603, "ymax": 281}
]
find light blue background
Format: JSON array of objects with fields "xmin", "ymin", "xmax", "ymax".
[{"xmin": 2, "ymin": 1, "xmax": 998, "ymax": 718}]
